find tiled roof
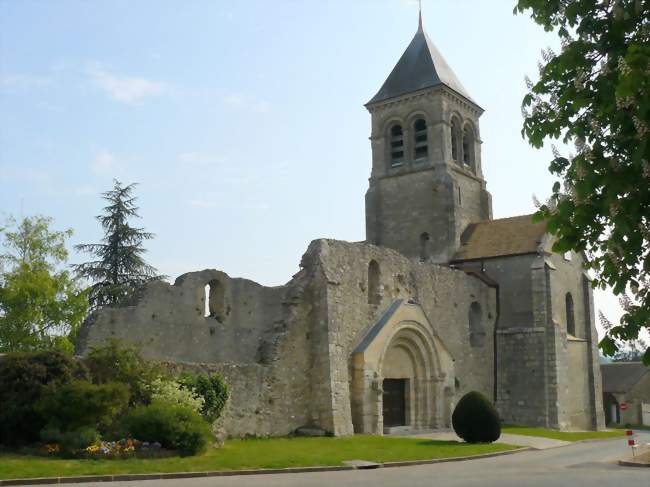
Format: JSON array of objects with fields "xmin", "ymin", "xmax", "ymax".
[
  {"xmin": 601, "ymin": 362, "xmax": 650, "ymax": 394},
  {"xmin": 452, "ymin": 214, "xmax": 547, "ymax": 262}
]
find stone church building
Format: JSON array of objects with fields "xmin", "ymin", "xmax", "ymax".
[{"xmin": 79, "ymin": 18, "xmax": 605, "ymax": 436}]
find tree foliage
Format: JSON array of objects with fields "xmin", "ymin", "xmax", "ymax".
[
  {"xmin": 74, "ymin": 180, "xmax": 162, "ymax": 310},
  {"xmin": 83, "ymin": 338, "xmax": 165, "ymax": 406},
  {"xmin": 516, "ymin": 0, "xmax": 650, "ymax": 363},
  {"xmin": 0, "ymin": 350, "xmax": 88, "ymax": 445},
  {"xmin": 0, "ymin": 216, "xmax": 88, "ymax": 352},
  {"xmin": 36, "ymin": 380, "xmax": 130, "ymax": 434},
  {"xmin": 178, "ymin": 372, "xmax": 230, "ymax": 423}
]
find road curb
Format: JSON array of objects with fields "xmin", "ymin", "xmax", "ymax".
[
  {"xmin": 0, "ymin": 447, "xmax": 529, "ymax": 485},
  {"xmin": 381, "ymin": 446, "xmax": 531, "ymax": 468},
  {"xmin": 618, "ymin": 459, "xmax": 650, "ymax": 468}
]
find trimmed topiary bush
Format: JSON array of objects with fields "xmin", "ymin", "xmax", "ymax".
[
  {"xmin": 452, "ymin": 391, "xmax": 501, "ymax": 443},
  {"xmin": 123, "ymin": 400, "xmax": 212, "ymax": 456},
  {"xmin": 0, "ymin": 351, "xmax": 88, "ymax": 445}
]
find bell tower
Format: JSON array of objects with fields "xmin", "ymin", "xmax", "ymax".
[{"xmin": 365, "ymin": 16, "xmax": 492, "ymax": 263}]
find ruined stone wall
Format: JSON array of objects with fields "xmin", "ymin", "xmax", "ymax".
[
  {"xmin": 77, "ymin": 270, "xmax": 288, "ymax": 365},
  {"xmin": 77, "ymin": 263, "xmax": 328, "ymax": 438},
  {"xmin": 310, "ymin": 239, "xmax": 496, "ymax": 435}
]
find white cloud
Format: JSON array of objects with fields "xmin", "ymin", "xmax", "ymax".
[
  {"xmin": 189, "ymin": 199, "xmax": 219, "ymax": 209},
  {"xmin": 0, "ymin": 165, "xmax": 51, "ymax": 185},
  {"xmin": 188, "ymin": 191, "xmax": 269, "ymax": 211},
  {"xmin": 178, "ymin": 152, "xmax": 227, "ymax": 167},
  {"xmin": 92, "ymin": 150, "xmax": 123, "ymax": 176},
  {"xmin": 87, "ymin": 63, "xmax": 166, "ymax": 104},
  {"xmin": 0, "ymin": 74, "xmax": 50, "ymax": 89},
  {"xmin": 223, "ymin": 93, "xmax": 269, "ymax": 113},
  {"xmin": 74, "ymin": 185, "xmax": 97, "ymax": 196},
  {"xmin": 400, "ymin": 0, "xmax": 419, "ymax": 8}
]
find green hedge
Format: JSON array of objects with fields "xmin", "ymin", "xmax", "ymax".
[
  {"xmin": 124, "ymin": 400, "xmax": 213, "ymax": 456},
  {"xmin": 0, "ymin": 351, "xmax": 88, "ymax": 445},
  {"xmin": 36, "ymin": 380, "xmax": 130, "ymax": 434}
]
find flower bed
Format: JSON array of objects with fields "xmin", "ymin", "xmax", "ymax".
[{"xmin": 40, "ymin": 438, "xmax": 176, "ymax": 460}]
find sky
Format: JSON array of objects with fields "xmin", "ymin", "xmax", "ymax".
[{"xmin": 0, "ymin": 0, "xmax": 626, "ymax": 337}]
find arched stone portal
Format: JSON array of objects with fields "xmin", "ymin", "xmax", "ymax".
[{"xmin": 350, "ymin": 300, "xmax": 454, "ymax": 434}]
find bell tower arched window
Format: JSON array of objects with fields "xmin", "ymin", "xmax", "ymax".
[
  {"xmin": 413, "ymin": 118, "xmax": 428, "ymax": 162},
  {"xmin": 390, "ymin": 125, "xmax": 404, "ymax": 167},
  {"xmin": 451, "ymin": 119, "xmax": 460, "ymax": 163},
  {"xmin": 462, "ymin": 126, "xmax": 475, "ymax": 168}
]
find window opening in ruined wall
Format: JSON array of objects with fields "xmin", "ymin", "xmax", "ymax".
[
  {"xmin": 566, "ymin": 292, "xmax": 576, "ymax": 336},
  {"xmin": 204, "ymin": 279, "xmax": 225, "ymax": 322},
  {"xmin": 413, "ymin": 118, "xmax": 428, "ymax": 162},
  {"xmin": 390, "ymin": 125, "xmax": 404, "ymax": 167},
  {"xmin": 420, "ymin": 233, "xmax": 431, "ymax": 262},
  {"xmin": 469, "ymin": 301, "xmax": 484, "ymax": 347},
  {"xmin": 368, "ymin": 260, "xmax": 381, "ymax": 305}
]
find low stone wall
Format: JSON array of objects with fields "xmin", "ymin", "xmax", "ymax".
[{"xmin": 165, "ymin": 361, "xmax": 310, "ymax": 438}]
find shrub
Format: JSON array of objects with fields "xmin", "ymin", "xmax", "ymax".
[
  {"xmin": 41, "ymin": 426, "xmax": 100, "ymax": 453},
  {"xmin": 148, "ymin": 378, "xmax": 204, "ymax": 413},
  {"xmin": 179, "ymin": 372, "xmax": 230, "ymax": 423},
  {"xmin": 452, "ymin": 391, "xmax": 501, "ymax": 443},
  {"xmin": 0, "ymin": 351, "xmax": 88, "ymax": 445},
  {"xmin": 36, "ymin": 380, "xmax": 130, "ymax": 434},
  {"xmin": 123, "ymin": 400, "xmax": 212, "ymax": 455},
  {"xmin": 83, "ymin": 339, "xmax": 164, "ymax": 405}
]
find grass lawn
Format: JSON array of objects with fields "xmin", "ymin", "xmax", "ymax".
[
  {"xmin": 0, "ymin": 436, "xmax": 519, "ymax": 480},
  {"xmin": 502, "ymin": 425, "xmax": 625, "ymax": 441},
  {"xmin": 610, "ymin": 424, "xmax": 650, "ymax": 431}
]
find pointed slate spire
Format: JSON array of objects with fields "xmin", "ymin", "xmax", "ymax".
[{"xmin": 367, "ymin": 15, "xmax": 475, "ymax": 106}]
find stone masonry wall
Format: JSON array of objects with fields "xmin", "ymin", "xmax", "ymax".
[
  {"xmin": 310, "ymin": 239, "xmax": 496, "ymax": 435},
  {"xmin": 491, "ymin": 249, "xmax": 604, "ymax": 430}
]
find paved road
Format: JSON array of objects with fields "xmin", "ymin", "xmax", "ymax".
[{"xmin": 20, "ymin": 431, "xmax": 650, "ymax": 487}]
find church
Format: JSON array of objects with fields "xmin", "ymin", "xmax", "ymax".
[{"xmin": 78, "ymin": 16, "xmax": 606, "ymax": 436}]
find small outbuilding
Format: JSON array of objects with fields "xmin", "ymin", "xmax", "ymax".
[{"xmin": 601, "ymin": 362, "xmax": 650, "ymax": 426}]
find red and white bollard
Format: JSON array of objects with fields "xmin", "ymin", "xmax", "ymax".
[{"xmin": 626, "ymin": 429, "xmax": 636, "ymax": 457}]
